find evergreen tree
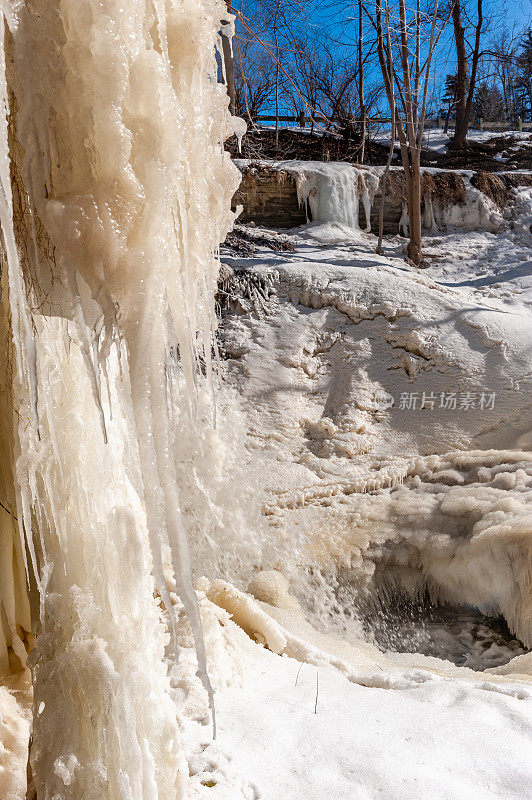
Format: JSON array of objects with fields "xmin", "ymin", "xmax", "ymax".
[
  {"xmin": 472, "ymin": 83, "xmax": 504, "ymax": 123},
  {"xmin": 515, "ymin": 28, "xmax": 532, "ymax": 118}
]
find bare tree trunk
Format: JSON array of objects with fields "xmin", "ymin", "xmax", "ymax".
[
  {"xmin": 452, "ymin": 0, "xmax": 483, "ymax": 149},
  {"xmin": 358, "ymin": 0, "xmax": 366, "ymax": 163},
  {"xmin": 274, "ymin": 29, "xmax": 280, "ymax": 150},
  {"xmin": 444, "ymin": 93, "xmax": 455, "ymax": 134},
  {"xmin": 408, "ymin": 149, "xmax": 422, "ymax": 263},
  {"xmin": 397, "ymin": 0, "xmax": 423, "ymax": 264},
  {"xmin": 464, "ymin": 0, "xmax": 483, "ymax": 128},
  {"xmin": 376, "ymin": 0, "xmax": 439, "ymax": 266},
  {"xmin": 377, "ymin": 114, "xmax": 395, "ymax": 253},
  {"xmin": 414, "ymin": 0, "xmax": 421, "ymax": 125},
  {"xmin": 452, "ymin": 0, "xmax": 468, "ymax": 147}
]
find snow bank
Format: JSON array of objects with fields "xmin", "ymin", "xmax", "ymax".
[
  {"xmin": 428, "ymin": 174, "xmax": 504, "ymax": 233},
  {"xmin": 374, "ymin": 126, "xmax": 532, "ymax": 154},
  {"xmin": 151, "ymin": 580, "xmax": 532, "ymax": 799},
  {"xmin": 199, "ymin": 578, "xmax": 531, "ymax": 694},
  {"xmin": 188, "ymin": 629, "xmax": 532, "ymax": 800}
]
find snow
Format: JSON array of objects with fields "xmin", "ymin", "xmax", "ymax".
[
  {"xmin": 374, "ymin": 126, "xmax": 532, "ymax": 155},
  {"xmin": 191, "ymin": 644, "xmax": 532, "ymax": 800},
  {"xmin": 0, "ymin": 3, "xmax": 530, "ymax": 797},
  {"xmin": 467, "ymin": 129, "xmax": 532, "ymax": 145},
  {"xmin": 214, "ymin": 172, "xmax": 532, "ymax": 668},
  {"xmin": 172, "ymin": 586, "xmax": 532, "ymax": 800},
  {"xmin": 374, "ymin": 127, "xmax": 452, "ymax": 154},
  {"xmin": 209, "ymin": 187, "xmax": 532, "ymax": 800}
]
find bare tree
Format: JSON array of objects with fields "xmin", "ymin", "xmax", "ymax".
[
  {"xmin": 376, "ymin": 8, "xmax": 396, "ymax": 254},
  {"xmin": 271, "ymin": 0, "xmax": 282, "ymax": 148},
  {"xmin": 451, "ymin": 0, "xmax": 483, "ymax": 148},
  {"xmin": 234, "ymin": 38, "xmax": 277, "ymax": 119},
  {"xmin": 376, "ymin": 0, "xmax": 442, "ymax": 265},
  {"xmin": 287, "ymin": 40, "xmax": 324, "ymax": 131},
  {"xmin": 282, "ymin": 39, "xmax": 363, "ymax": 129},
  {"xmin": 484, "ymin": 29, "xmax": 523, "ymax": 124},
  {"xmin": 358, "ymin": 0, "xmax": 367, "ymax": 162},
  {"xmin": 517, "ymin": 27, "xmax": 532, "ymax": 117},
  {"xmin": 232, "ymin": 1, "xmax": 319, "ymax": 138},
  {"xmin": 441, "ymin": 74, "xmax": 458, "ymax": 133}
]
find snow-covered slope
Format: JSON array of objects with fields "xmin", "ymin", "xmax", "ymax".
[
  {"xmin": 219, "ymin": 208, "xmax": 532, "ymax": 621},
  {"xmin": 374, "ymin": 126, "xmax": 532, "ymax": 157},
  {"xmin": 173, "ymin": 584, "xmax": 532, "ymax": 800},
  {"xmin": 186, "ymin": 189, "xmax": 532, "ymax": 799}
]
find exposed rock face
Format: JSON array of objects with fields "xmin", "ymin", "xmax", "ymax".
[
  {"xmin": 232, "ymin": 160, "xmax": 529, "ymax": 234},
  {"xmin": 232, "ymin": 163, "xmax": 307, "ymax": 228}
]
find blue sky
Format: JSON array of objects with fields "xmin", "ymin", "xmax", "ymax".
[{"xmin": 235, "ymin": 0, "xmax": 532, "ymax": 118}]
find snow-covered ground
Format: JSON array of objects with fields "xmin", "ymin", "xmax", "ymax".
[
  {"xmin": 254, "ymin": 123, "xmax": 532, "ymax": 158},
  {"xmin": 175, "ymin": 177, "xmax": 532, "ymax": 799},
  {"xmin": 374, "ymin": 126, "xmax": 532, "ymax": 156},
  {"xmin": 3, "ymin": 169, "xmax": 531, "ymax": 800},
  {"xmin": 177, "ymin": 583, "xmax": 532, "ymax": 800}
]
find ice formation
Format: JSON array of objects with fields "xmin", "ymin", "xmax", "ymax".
[
  {"xmin": 275, "ymin": 161, "xmax": 378, "ymax": 231},
  {"xmin": 235, "ymin": 160, "xmax": 507, "ymax": 236},
  {"xmin": 402, "ymin": 173, "xmax": 504, "ymax": 235},
  {"xmin": 219, "ymin": 224, "xmax": 532, "ymax": 655},
  {"xmin": 0, "ymin": 0, "xmax": 243, "ymax": 798},
  {"xmin": 0, "ymin": 2, "xmax": 530, "ymax": 797},
  {"xmin": 429, "ymin": 175, "xmax": 504, "ymax": 233}
]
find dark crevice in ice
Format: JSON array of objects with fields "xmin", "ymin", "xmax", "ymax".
[{"xmin": 360, "ymin": 592, "xmax": 527, "ymax": 671}]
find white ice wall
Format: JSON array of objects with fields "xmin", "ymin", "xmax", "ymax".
[{"xmin": 0, "ymin": 0, "xmax": 243, "ymax": 798}]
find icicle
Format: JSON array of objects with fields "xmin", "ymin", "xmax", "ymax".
[
  {"xmin": 423, "ymin": 192, "xmax": 435, "ymax": 230},
  {"xmin": 281, "ymin": 161, "xmax": 378, "ymax": 230},
  {"xmin": 399, "ymin": 201, "xmax": 409, "ymax": 236},
  {"xmin": 360, "ymin": 170, "xmax": 379, "ymax": 232}
]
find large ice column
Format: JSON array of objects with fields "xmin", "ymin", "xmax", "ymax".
[
  {"xmin": 0, "ymin": 379, "xmax": 32, "ymax": 677},
  {"xmin": 1, "ymin": 0, "xmax": 243, "ymax": 797},
  {"xmin": 18, "ymin": 329, "xmax": 190, "ymax": 800},
  {"xmin": 0, "ymin": 277, "xmax": 33, "ymax": 800}
]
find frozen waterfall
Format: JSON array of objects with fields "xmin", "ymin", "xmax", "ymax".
[{"xmin": 0, "ymin": 1, "xmax": 243, "ymax": 798}]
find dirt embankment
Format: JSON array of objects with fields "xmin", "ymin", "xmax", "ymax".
[{"xmin": 226, "ymin": 128, "xmax": 532, "ymax": 172}]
